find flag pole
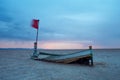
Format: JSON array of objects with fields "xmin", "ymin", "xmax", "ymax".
[
  {"xmin": 35, "ymin": 20, "xmax": 39, "ymax": 57},
  {"xmin": 32, "ymin": 19, "xmax": 39, "ymax": 59},
  {"xmin": 36, "ymin": 26, "xmax": 39, "ymax": 46},
  {"xmin": 36, "ymin": 20, "xmax": 39, "ymax": 50}
]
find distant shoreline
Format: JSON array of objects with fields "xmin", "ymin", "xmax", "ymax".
[{"xmin": 0, "ymin": 48, "xmax": 120, "ymax": 50}]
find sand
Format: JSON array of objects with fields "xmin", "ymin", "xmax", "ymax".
[{"xmin": 0, "ymin": 49, "xmax": 120, "ymax": 80}]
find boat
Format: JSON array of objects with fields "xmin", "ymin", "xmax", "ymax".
[{"xmin": 31, "ymin": 46, "xmax": 93, "ymax": 66}]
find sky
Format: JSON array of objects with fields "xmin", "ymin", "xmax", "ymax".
[{"xmin": 0, "ymin": 0, "xmax": 120, "ymax": 49}]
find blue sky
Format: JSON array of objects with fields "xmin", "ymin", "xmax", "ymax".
[{"xmin": 0, "ymin": 0, "xmax": 120, "ymax": 49}]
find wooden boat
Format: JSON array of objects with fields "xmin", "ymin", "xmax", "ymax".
[{"xmin": 32, "ymin": 46, "xmax": 93, "ymax": 66}]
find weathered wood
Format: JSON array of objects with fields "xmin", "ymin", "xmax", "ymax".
[
  {"xmin": 32, "ymin": 46, "xmax": 94, "ymax": 66},
  {"xmin": 89, "ymin": 46, "xmax": 93, "ymax": 66}
]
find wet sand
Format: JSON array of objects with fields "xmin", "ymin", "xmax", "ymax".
[{"xmin": 0, "ymin": 49, "xmax": 120, "ymax": 80}]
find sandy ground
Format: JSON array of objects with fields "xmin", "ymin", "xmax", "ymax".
[{"xmin": 0, "ymin": 49, "xmax": 120, "ymax": 80}]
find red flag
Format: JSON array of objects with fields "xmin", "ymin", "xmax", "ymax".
[{"xmin": 32, "ymin": 19, "xmax": 39, "ymax": 29}]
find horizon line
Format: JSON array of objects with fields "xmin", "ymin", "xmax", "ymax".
[{"xmin": 0, "ymin": 48, "xmax": 120, "ymax": 50}]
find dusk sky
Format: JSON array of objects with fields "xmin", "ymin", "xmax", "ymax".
[{"xmin": 0, "ymin": 0, "xmax": 120, "ymax": 49}]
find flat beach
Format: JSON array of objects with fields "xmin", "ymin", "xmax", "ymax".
[{"xmin": 0, "ymin": 49, "xmax": 120, "ymax": 80}]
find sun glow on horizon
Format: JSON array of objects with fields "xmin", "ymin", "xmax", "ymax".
[
  {"xmin": 0, "ymin": 40, "xmax": 95, "ymax": 49},
  {"xmin": 40, "ymin": 41, "xmax": 84, "ymax": 49}
]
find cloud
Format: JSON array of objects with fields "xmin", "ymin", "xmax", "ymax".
[{"xmin": 0, "ymin": 0, "xmax": 120, "ymax": 48}]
